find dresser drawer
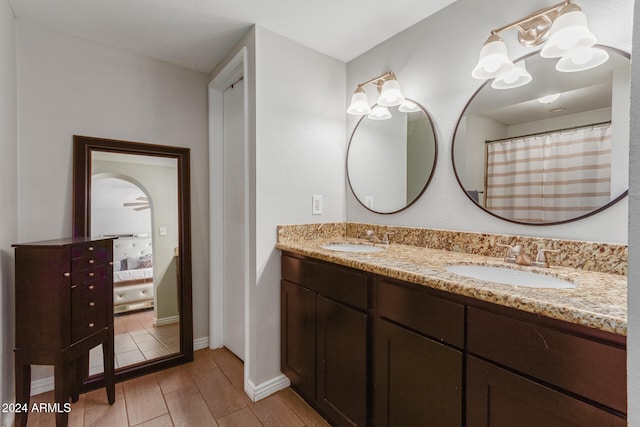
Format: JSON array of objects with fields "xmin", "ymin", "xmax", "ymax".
[
  {"xmin": 467, "ymin": 307, "xmax": 626, "ymax": 413},
  {"xmin": 376, "ymin": 279, "xmax": 465, "ymax": 348},
  {"xmin": 71, "ymin": 282, "xmax": 108, "ymax": 342},
  {"xmin": 71, "ymin": 241, "xmax": 109, "ymax": 266}
]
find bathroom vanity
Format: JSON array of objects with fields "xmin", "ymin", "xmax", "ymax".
[{"xmin": 278, "ymin": 230, "xmax": 626, "ymax": 427}]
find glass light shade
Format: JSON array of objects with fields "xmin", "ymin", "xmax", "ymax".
[
  {"xmin": 367, "ymin": 105, "xmax": 392, "ymax": 120},
  {"xmin": 540, "ymin": 8, "xmax": 597, "ymax": 58},
  {"xmin": 376, "ymin": 79, "xmax": 405, "ymax": 107},
  {"xmin": 556, "ymin": 47, "xmax": 609, "ymax": 72},
  {"xmin": 471, "ymin": 37, "xmax": 514, "ymax": 80},
  {"xmin": 491, "ymin": 61, "xmax": 532, "ymax": 89},
  {"xmin": 347, "ymin": 89, "xmax": 371, "ymax": 115},
  {"xmin": 398, "ymin": 99, "xmax": 421, "ymax": 113}
]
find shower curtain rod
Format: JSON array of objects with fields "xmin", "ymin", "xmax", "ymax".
[{"xmin": 485, "ymin": 120, "xmax": 612, "ymax": 144}]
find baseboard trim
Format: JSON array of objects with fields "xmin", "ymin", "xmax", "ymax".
[
  {"xmin": 244, "ymin": 374, "xmax": 291, "ymax": 402},
  {"xmin": 153, "ymin": 315, "xmax": 180, "ymax": 327},
  {"xmin": 194, "ymin": 336, "xmax": 209, "ymax": 351}
]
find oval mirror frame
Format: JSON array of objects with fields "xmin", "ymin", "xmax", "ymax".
[
  {"xmin": 451, "ymin": 45, "xmax": 629, "ymax": 225},
  {"xmin": 347, "ymin": 98, "xmax": 438, "ymax": 214},
  {"xmin": 73, "ymin": 135, "xmax": 193, "ymax": 389}
]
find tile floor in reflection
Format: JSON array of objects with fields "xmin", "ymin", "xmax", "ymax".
[{"xmin": 89, "ymin": 309, "xmax": 180, "ymax": 374}]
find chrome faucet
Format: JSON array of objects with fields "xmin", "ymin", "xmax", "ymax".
[{"xmin": 497, "ymin": 243, "xmax": 559, "ymax": 267}]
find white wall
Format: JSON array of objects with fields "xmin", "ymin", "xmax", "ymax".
[
  {"xmin": 0, "ymin": 1, "xmax": 17, "ymax": 425},
  {"xmin": 346, "ymin": 0, "xmax": 633, "ymax": 244},
  {"xmin": 627, "ymin": 2, "xmax": 640, "ymax": 424},
  {"xmin": 16, "ymin": 21, "xmax": 210, "ymax": 383},
  {"xmin": 252, "ymin": 26, "xmax": 346, "ymax": 387}
]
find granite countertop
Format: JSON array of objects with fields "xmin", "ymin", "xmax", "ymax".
[{"xmin": 276, "ymin": 238, "xmax": 627, "ymax": 336}]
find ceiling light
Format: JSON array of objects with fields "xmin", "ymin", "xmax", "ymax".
[
  {"xmin": 472, "ymin": 1, "xmax": 606, "ymax": 83},
  {"xmin": 368, "ymin": 105, "xmax": 392, "ymax": 120},
  {"xmin": 538, "ymin": 93, "xmax": 561, "ymax": 104},
  {"xmin": 347, "ymin": 71, "xmax": 405, "ymax": 118},
  {"xmin": 491, "ymin": 61, "xmax": 532, "ymax": 89}
]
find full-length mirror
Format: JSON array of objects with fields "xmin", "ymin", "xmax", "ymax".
[
  {"xmin": 347, "ymin": 99, "xmax": 437, "ymax": 214},
  {"xmin": 452, "ymin": 46, "xmax": 630, "ymax": 225},
  {"xmin": 73, "ymin": 135, "xmax": 193, "ymax": 387}
]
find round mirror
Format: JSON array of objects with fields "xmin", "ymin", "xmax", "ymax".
[
  {"xmin": 347, "ymin": 99, "xmax": 437, "ymax": 214},
  {"xmin": 452, "ymin": 46, "xmax": 629, "ymax": 225}
]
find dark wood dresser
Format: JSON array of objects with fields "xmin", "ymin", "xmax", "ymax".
[{"xmin": 13, "ymin": 237, "xmax": 116, "ymax": 427}]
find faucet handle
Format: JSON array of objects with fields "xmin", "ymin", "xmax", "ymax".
[
  {"xmin": 496, "ymin": 243, "xmax": 517, "ymax": 263},
  {"xmin": 532, "ymin": 248, "xmax": 560, "ymax": 268},
  {"xmin": 382, "ymin": 232, "xmax": 395, "ymax": 244}
]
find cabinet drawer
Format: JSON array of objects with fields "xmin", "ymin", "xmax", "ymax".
[
  {"xmin": 467, "ymin": 307, "xmax": 626, "ymax": 414},
  {"xmin": 72, "ymin": 265, "xmax": 107, "ymax": 283},
  {"xmin": 72, "ymin": 241, "xmax": 109, "ymax": 264},
  {"xmin": 71, "ymin": 284, "xmax": 108, "ymax": 343},
  {"xmin": 376, "ymin": 279, "xmax": 465, "ymax": 348},
  {"xmin": 282, "ymin": 255, "xmax": 316, "ymax": 290},
  {"xmin": 316, "ymin": 263, "xmax": 369, "ymax": 310}
]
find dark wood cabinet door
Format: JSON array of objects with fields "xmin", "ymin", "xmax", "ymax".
[
  {"xmin": 281, "ymin": 279, "xmax": 317, "ymax": 402},
  {"xmin": 316, "ymin": 295, "xmax": 367, "ymax": 427},
  {"xmin": 374, "ymin": 318, "xmax": 463, "ymax": 427},
  {"xmin": 467, "ymin": 356, "xmax": 626, "ymax": 427}
]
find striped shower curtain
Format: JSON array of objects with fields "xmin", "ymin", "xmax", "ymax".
[{"xmin": 485, "ymin": 124, "xmax": 612, "ymax": 223}]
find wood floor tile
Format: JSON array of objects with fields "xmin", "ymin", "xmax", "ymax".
[
  {"xmin": 29, "ymin": 348, "xmax": 328, "ymax": 427},
  {"xmin": 164, "ymin": 384, "xmax": 218, "ymax": 426},
  {"xmin": 251, "ymin": 393, "xmax": 306, "ymax": 427},
  {"xmin": 123, "ymin": 373, "xmax": 169, "ymax": 425},
  {"xmin": 132, "ymin": 414, "xmax": 174, "ymax": 427},
  {"xmin": 194, "ymin": 367, "xmax": 247, "ymax": 419},
  {"xmin": 216, "ymin": 407, "xmax": 263, "ymax": 427},
  {"xmin": 82, "ymin": 397, "xmax": 128, "ymax": 427},
  {"xmin": 156, "ymin": 365, "xmax": 196, "ymax": 395},
  {"xmin": 210, "ymin": 348, "xmax": 244, "ymax": 390},
  {"xmin": 277, "ymin": 388, "xmax": 332, "ymax": 427}
]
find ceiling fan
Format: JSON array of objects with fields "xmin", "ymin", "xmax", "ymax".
[{"xmin": 124, "ymin": 196, "xmax": 150, "ymax": 211}]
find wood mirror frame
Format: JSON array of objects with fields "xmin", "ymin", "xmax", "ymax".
[{"xmin": 72, "ymin": 135, "xmax": 193, "ymax": 389}]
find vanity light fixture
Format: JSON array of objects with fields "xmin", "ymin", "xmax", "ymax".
[
  {"xmin": 472, "ymin": 1, "xmax": 607, "ymax": 83},
  {"xmin": 347, "ymin": 71, "xmax": 406, "ymax": 118}
]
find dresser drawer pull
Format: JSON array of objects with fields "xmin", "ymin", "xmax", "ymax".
[
  {"xmin": 64, "ymin": 272, "xmax": 71, "ymax": 277},
  {"xmin": 88, "ymin": 272, "xmax": 95, "ymax": 277},
  {"xmin": 88, "ymin": 302, "xmax": 95, "ymax": 307},
  {"xmin": 88, "ymin": 285, "xmax": 95, "ymax": 290},
  {"xmin": 89, "ymin": 259, "xmax": 95, "ymax": 264},
  {"xmin": 108, "ymin": 261, "xmax": 114, "ymax": 266},
  {"xmin": 88, "ymin": 323, "xmax": 95, "ymax": 328},
  {"xmin": 88, "ymin": 247, "xmax": 94, "ymax": 251}
]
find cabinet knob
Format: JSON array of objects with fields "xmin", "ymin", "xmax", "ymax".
[
  {"xmin": 88, "ymin": 285, "xmax": 95, "ymax": 290},
  {"xmin": 89, "ymin": 272, "xmax": 95, "ymax": 277},
  {"xmin": 88, "ymin": 302, "xmax": 95, "ymax": 307},
  {"xmin": 88, "ymin": 323, "xmax": 95, "ymax": 328},
  {"xmin": 88, "ymin": 247, "xmax": 94, "ymax": 251},
  {"xmin": 63, "ymin": 272, "xmax": 71, "ymax": 277},
  {"xmin": 108, "ymin": 261, "xmax": 114, "ymax": 266},
  {"xmin": 89, "ymin": 259, "xmax": 95, "ymax": 264}
]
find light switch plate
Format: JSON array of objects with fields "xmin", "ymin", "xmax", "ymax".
[{"xmin": 312, "ymin": 195, "xmax": 323, "ymax": 215}]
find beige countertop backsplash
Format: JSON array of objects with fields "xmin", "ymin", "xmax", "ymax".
[{"xmin": 276, "ymin": 222, "xmax": 627, "ymax": 336}]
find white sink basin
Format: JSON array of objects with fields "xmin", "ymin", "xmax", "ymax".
[
  {"xmin": 445, "ymin": 264, "xmax": 575, "ymax": 289},
  {"xmin": 321, "ymin": 243, "xmax": 385, "ymax": 253}
]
